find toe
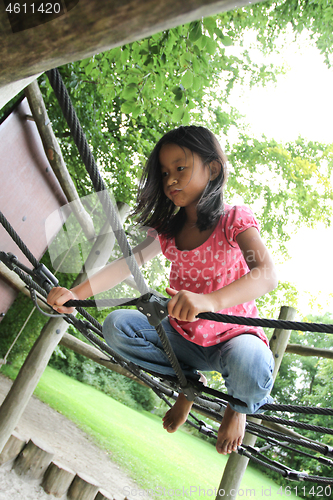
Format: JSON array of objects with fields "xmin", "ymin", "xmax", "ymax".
[{"xmin": 216, "ymin": 440, "xmax": 228, "ymax": 455}]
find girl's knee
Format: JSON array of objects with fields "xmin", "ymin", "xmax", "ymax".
[
  {"xmin": 102, "ymin": 309, "xmax": 128, "ymax": 348},
  {"xmin": 221, "ymin": 335, "xmax": 274, "ymax": 402}
]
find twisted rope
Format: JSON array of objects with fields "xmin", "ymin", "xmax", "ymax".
[
  {"xmin": 0, "ymin": 211, "xmax": 39, "ymax": 269},
  {"xmin": 46, "ymin": 68, "xmax": 189, "ymax": 389},
  {"xmin": 65, "ymin": 297, "xmax": 333, "ymax": 334},
  {"xmin": 197, "ymin": 311, "xmax": 333, "ymax": 334},
  {"xmin": 46, "ymin": 68, "xmax": 148, "ymax": 296}
]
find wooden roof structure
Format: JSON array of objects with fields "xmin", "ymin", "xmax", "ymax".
[
  {"xmin": 0, "ymin": 99, "xmax": 67, "ymax": 316},
  {"xmin": 0, "ymin": 0, "xmax": 264, "ymax": 106}
]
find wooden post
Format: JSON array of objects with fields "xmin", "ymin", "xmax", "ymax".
[
  {"xmin": 0, "ymin": 431, "xmax": 26, "ymax": 466},
  {"xmin": 41, "ymin": 460, "xmax": 76, "ymax": 497},
  {"xmin": 215, "ymin": 305, "xmax": 296, "ymax": 500},
  {"xmin": 13, "ymin": 437, "xmax": 55, "ymax": 481},
  {"xmin": 67, "ymin": 472, "xmax": 100, "ymax": 500},
  {"xmin": 0, "ymin": 203, "xmax": 130, "ymax": 454},
  {"xmin": 25, "ymin": 80, "xmax": 96, "ymax": 241},
  {"xmin": 95, "ymin": 489, "xmax": 115, "ymax": 500}
]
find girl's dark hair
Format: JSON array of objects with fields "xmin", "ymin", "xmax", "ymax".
[{"xmin": 134, "ymin": 125, "xmax": 228, "ymax": 237}]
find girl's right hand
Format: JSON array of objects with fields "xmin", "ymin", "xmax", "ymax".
[{"xmin": 47, "ymin": 287, "xmax": 78, "ymax": 314}]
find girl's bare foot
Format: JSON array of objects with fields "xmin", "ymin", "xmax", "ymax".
[
  {"xmin": 162, "ymin": 373, "xmax": 207, "ymax": 433},
  {"xmin": 162, "ymin": 393, "xmax": 193, "ymax": 433},
  {"xmin": 216, "ymin": 404, "xmax": 246, "ymax": 455}
]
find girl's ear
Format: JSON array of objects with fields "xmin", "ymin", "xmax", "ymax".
[{"xmin": 209, "ymin": 160, "xmax": 221, "ymax": 181}]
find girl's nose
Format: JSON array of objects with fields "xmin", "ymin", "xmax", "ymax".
[{"xmin": 167, "ymin": 176, "xmax": 178, "ymax": 186}]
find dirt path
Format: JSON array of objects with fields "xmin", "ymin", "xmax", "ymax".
[{"xmin": 0, "ymin": 374, "xmax": 150, "ymax": 500}]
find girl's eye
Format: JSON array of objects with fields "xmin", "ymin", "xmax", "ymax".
[
  {"xmin": 162, "ymin": 171, "xmax": 168, "ymax": 178},
  {"xmin": 177, "ymin": 166, "xmax": 185, "ymax": 172}
]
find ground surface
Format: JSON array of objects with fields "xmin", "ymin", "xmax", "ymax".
[{"xmin": 0, "ymin": 373, "xmax": 151, "ymax": 500}]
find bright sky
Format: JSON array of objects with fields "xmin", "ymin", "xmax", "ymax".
[{"xmin": 228, "ymin": 34, "xmax": 333, "ymax": 315}]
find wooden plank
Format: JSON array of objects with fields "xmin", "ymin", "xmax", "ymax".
[
  {"xmin": 0, "ymin": 98, "xmax": 68, "ymax": 318},
  {"xmin": 0, "ymin": 75, "xmax": 41, "ymax": 110},
  {"xmin": 0, "ymin": 99, "xmax": 67, "ymax": 263},
  {"xmin": 0, "ymin": 0, "xmax": 263, "ymax": 88}
]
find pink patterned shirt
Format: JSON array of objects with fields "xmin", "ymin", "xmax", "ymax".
[{"xmin": 152, "ymin": 205, "xmax": 268, "ymax": 347}]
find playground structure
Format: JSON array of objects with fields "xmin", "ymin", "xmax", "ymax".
[
  {"xmin": 0, "ymin": 73, "xmax": 332, "ymax": 499},
  {"xmin": 0, "ymin": 1, "xmax": 333, "ymax": 498}
]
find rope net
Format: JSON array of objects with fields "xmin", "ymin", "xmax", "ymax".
[{"xmin": 0, "ymin": 69, "xmax": 332, "ymax": 485}]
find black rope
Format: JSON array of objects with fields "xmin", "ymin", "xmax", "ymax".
[
  {"xmin": 246, "ymin": 413, "xmax": 333, "ymax": 435},
  {"xmin": 46, "ymin": 67, "xmax": 190, "ymax": 391},
  {"xmin": 197, "ymin": 311, "xmax": 333, "ymax": 334},
  {"xmin": 46, "ymin": 68, "xmax": 148, "ymax": 297},
  {"xmin": 255, "ymin": 434, "xmax": 333, "ymax": 467},
  {"xmin": 247, "ymin": 421, "xmax": 333, "ymax": 457},
  {"xmin": 259, "ymin": 403, "xmax": 333, "ymax": 415},
  {"xmin": 65, "ymin": 297, "xmax": 333, "ymax": 334},
  {"xmin": 0, "ymin": 211, "xmax": 39, "ymax": 269}
]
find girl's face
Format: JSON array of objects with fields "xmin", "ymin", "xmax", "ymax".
[{"xmin": 159, "ymin": 143, "xmax": 210, "ymax": 209}]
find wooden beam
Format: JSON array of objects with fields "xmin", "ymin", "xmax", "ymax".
[
  {"xmin": 0, "ymin": 262, "xmax": 49, "ymax": 311},
  {"xmin": 0, "ymin": 202, "xmax": 130, "ymax": 454},
  {"xmin": 24, "ymin": 80, "xmax": 96, "ymax": 241},
  {"xmin": 286, "ymin": 344, "xmax": 333, "ymax": 360},
  {"xmin": 0, "ymin": 0, "xmax": 264, "ymax": 89},
  {"xmin": 59, "ymin": 332, "xmax": 146, "ymax": 386},
  {"xmin": 0, "ymin": 74, "xmax": 41, "ymax": 110}
]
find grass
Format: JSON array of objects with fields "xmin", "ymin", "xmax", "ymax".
[{"xmin": 33, "ymin": 366, "xmax": 298, "ymax": 500}]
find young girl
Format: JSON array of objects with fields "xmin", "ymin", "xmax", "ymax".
[{"xmin": 48, "ymin": 125, "xmax": 277, "ymax": 456}]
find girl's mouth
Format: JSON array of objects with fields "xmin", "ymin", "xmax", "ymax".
[{"xmin": 169, "ymin": 189, "xmax": 181, "ymax": 197}]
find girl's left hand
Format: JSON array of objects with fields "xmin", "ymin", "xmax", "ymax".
[{"xmin": 166, "ymin": 287, "xmax": 214, "ymax": 322}]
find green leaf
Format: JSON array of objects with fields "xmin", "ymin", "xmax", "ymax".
[
  {"xmin": 206, "ymin": 39, "xmax": 217, "ymax": 56},
  {"xmin": 197, "ymin": 35, "xmax": 208, "ymax": 50},
  {"xmin": 121, "ymin": 100, "xmax": 136, "ymax": 114},
  {"xmin": 189, "ymin": 21, "xmax": 202, "ymax": 42},
  {"xmin": 181, "ymin": 71, "xmax": 193, "ymax": 89},
  {"xmin": 172, "ymin": 106, "xmax": 184, "ymax": 122},
  {"xmin": 220, "ymin": 35, "xmax": 233, "ymax": 46},
  {"xmin": 182, "ymin": 108, "xmax": 190, "ymax": 125},
  {"xmin": 84, "ymin": 62, "xmax": 95, "ymax": 76},
  {"xmin": 155, "ymin": 74, "xmax": 163, "ymax": 93},
  {"xmin": 121, "ymin": 49, "xmax": 129, "ymax": 65},
  {"xmin": 192, "ymin": 75, "xmax": 201, "ymax": 92},
  {"xmin": 79, "ymin": 58, "xmax": 91, "ymax": 68},
  {"xmin": 122, "ymin": 85, "xmax": 137, "ymax": 99},
  {"xmin": 131, "ymin": 105, "xmax": 142, "ymax": 119}
]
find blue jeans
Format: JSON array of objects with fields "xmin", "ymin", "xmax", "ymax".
[{"xmin": 103, "ymin": 309, "xmax": 274, "ymax": 414}]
